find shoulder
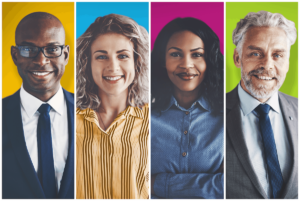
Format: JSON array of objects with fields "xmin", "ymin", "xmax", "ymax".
[
  {"xmin": 76, "ymin": 107, "xmax": 93, "ymax": 117},
  {"xmin": 226, "ymin": 85, "xmax": 240, "ymax": 110},
  {"xmin": 279, "ymin": 92, "xmax": 297, "ymax": 108},
  {"xmin": 3, "ymin": 90, "xmax": 20, "ymax": 109},
  {"xmin": 226, "ymin": 85, "xmax": 239, "ymax": 100},
  {"xmin": 141, "ymin": 103, "xmax": 149, "ymax": 112},
  {"xmin": 62, "ymin": 88, "xmax": 74, "ymax": 100}
]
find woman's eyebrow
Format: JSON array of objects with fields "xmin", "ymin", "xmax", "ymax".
[
  {"xmin": 94, "ymin": 50, "xmax": 107, "ymax": 54},
  {"xmin": 167, "ymin": 47, "xmax": 182, "ymax": 51},
  {"xmin": 117, "ymin": 49, "xmax": 130, "ymax": 53},
  {"xmin": 190, "ymin": 47, "xmax": 204, "ymax": 52}
]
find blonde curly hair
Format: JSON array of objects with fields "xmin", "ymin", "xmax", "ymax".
[{"xmin": 76, "ymin": 14, "xmax": 149, "ymax": 110}]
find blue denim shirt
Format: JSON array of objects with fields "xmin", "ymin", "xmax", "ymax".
[{"xmin": 151, "ymin": 96, "xmax": 224, "ymax": 199}]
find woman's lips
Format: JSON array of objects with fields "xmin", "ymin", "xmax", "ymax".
[
  {"xmin": 103, "ymin": 75, "xmax": 125, "ymax": 83},
  {"xmin": 176, "ymin": 73, "xmax": 199, "ymax": 81}
]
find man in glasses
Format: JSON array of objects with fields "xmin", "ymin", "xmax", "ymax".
[{"xmin": 3, "ymin": 12, "xmax": 74, "ymax": 198}]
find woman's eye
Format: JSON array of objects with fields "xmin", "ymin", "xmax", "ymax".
[
  {"xmin": 192, "ymin": 53, "xmax": 204, "ymax": 57},
  {"xmin": 118, "ymin": 54, "xmax": 129, "ymax": 59},
  {"xmin": 96, "ymin": 55, "xmax": 108, "ymax": 59},
  {"xmin": 170, "ymin": 52, "xmax": 181, "ymax": 57}
]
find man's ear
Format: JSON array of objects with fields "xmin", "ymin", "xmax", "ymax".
[
  {"xmin": 11, "ymin": 46, "xmax": 18, "ymax": 65},
  {"xmin": 63, "ymin": 45, "xmax": 70, "ymax": 65},
  {"xmin": 233, "ymin": 48, "xmax": 242, "ymax": 68}
]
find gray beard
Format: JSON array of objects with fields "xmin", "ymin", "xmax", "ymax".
[{"xmin": 241, "ymin": 67, "xmax": 283, "ymax": 100}]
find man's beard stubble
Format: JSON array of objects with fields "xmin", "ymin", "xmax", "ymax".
[{"xmin": 241, "ymin": 65, "xmax": 284, "ymax": 100}]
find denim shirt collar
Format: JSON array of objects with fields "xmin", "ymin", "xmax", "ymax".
[{"xmin": 162, "ymin": 95, "xmax": 210, "ymax": 112}]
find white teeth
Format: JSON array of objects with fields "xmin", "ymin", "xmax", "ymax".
[
  {"xmin": 32, "ymin": 72, "xmax": 50, "ymax": 76},
  {"xmin": 258, "ymin": 76, "xmax": 272, "ymax": 80},
  {"xmin": 104, "ymin": 76, "xmax": 122, "ymax": 81}
]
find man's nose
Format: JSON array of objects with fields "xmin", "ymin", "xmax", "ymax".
[
  {"xmin": 32, "ymin": 50, "xmax": 49, "ymax": 66},
  {"xmin": 107, "ymin": 58, "xmax": 121, "ymax": 72},
  {"xmin": 261, "ymin": 55, "xmax": 274, "ymax": 70},
  {"xmin": 179, "ymin": 56, "xmax": 194, "ymax": 69}
]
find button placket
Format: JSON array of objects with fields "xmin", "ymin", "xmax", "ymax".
[{"xmin": 180, "ymin": 110, "xmax": 190, "ymax": 173}]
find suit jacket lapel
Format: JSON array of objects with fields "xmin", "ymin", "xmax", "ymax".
[
  {"xmin": 278, "ymin": 93, "xmax": 298, "ymax": 198},
  {"xmin": 227, "ymin": 86, "xmax": 268, "ymax": 198},
  {"xmin": 58, "ymin": 89, "xmax": 74, "ymax": 198},
  {"xmin": 5, "ymin": 90, "xmax": 45, "ymax": 198}
]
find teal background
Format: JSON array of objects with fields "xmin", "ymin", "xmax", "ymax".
[{"xmin": 76, "ymin": 2, "xmax": 149, "ymax": 39}]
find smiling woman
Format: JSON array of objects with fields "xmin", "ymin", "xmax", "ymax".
[
  {"xmin": 151, "ymin": 17, "xmax": 224, "ymax": 199},
  {"xmin": 76, "ymin": 14, "xmax": 149, "ymax": 199}
]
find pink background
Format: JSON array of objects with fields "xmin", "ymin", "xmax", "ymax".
[{"xmin": 151, "ymin": 2, "xmax": 224, "ymax": 54}]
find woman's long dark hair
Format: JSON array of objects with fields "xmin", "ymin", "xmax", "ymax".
[{"xmin": 151, "ymin": 17, "xmax": 223, "ymax": 112}]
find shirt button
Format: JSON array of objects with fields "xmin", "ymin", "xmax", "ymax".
[
  {"xmin": 185, "ymin": 111, "xmax": 189, "ymax": 115},
  {"xmin": 182, "ymin": 152, "xmax": 187, "ymax": 157},
  {"xmin": 184, "ymin": 131, "xmax": 188, "ymax": 135}
]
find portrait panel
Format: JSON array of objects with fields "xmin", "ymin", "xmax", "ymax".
[
  {"xmin": 226, "ymin": 2, "xmax": 298, "ymax": 97},
  {"xmin": 2, "ymin": 2, "xmax": 74, "ymax": 98},
  {"xmin": 151, "ymin": 2, "xmax": 224, "ymax": 199}
]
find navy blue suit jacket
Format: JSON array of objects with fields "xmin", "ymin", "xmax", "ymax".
[{"xmin": 2, "ymin": 89, "xmax": 74, "ymax": 199}]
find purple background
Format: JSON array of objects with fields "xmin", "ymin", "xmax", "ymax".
[{"xmin": 151, "ymin": 2, "xmax": 224, "ymax": 54}]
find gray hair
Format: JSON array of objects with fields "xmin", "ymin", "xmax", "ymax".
[
  {"xmin": 76, "ymin": 14, "xmax": 149, "ymax": 110},
  {"xmin": 233, "ymin": 10, "xmax": 297, "ymax": 56}
]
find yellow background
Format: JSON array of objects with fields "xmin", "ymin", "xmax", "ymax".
[{"xmin": 2, "ymin": 2, "xmax": 74, "ymax": 98}]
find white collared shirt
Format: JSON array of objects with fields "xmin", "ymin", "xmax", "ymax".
[
  {"xmin": 20, "ymin": 84, "xmax": 69, "ymax": 192},
  {"xmin": 238, "ymin": 83, "xmax": 292, "ymax": 198}
]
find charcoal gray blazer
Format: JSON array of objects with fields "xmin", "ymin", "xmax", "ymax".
[{"xmin": 226, "ymin": 86, "xmax": 298, "ymax": 199}]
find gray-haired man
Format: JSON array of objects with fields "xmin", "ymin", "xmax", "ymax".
[{"xmin": 226, "ymin": 11, "xmax": 297, "ymax": 199}]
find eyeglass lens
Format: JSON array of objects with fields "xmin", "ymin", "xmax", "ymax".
[{"xmin": 19, "ymin": 46, "xmax": 62, "ymax": 58}]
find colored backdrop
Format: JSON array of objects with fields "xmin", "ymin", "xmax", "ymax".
[
  {"xmin": 76, "ymin": 2, "xmax": 149, "ymax": 39},
  {"xmin": 151, "ymin": 2, "xmax": 224, "ymax": 53},
  {"xmin": 2, "ymin": 2, "xmax": 74, "ymax": 98},
  {"xmin": 226, "ymin": 2, "xmax": 298, "ymax": 97}
]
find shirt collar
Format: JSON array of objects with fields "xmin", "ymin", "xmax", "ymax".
[
  {"xmin": 77, "ymin": 104, "xmax": 145, "ymax": 122},
  {"xmin": 238, "ymin": 83, "xmax": 280, "ymax": 116},
  {"xmin": 20, "ymin": 84, "xmax": 65, "ymax": 118},
  {"xmin": 162, "ymin": 95, "xmax": 210, "ymax": 112}
]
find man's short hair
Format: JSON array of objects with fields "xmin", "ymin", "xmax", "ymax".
[{"xmin": 232, "ymin": 11, "xmax": 297, "ymax": 56}]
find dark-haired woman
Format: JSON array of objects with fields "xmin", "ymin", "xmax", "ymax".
[{"xmin": 151, "ymin": 17, "xmax": 224, "ymax": 199}]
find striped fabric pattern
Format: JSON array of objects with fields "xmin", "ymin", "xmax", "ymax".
[{"xmin": 76, "ymin": 104, "xmax": 149, "ymax": 199}]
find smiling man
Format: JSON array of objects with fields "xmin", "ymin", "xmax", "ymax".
[
  {"xmin": 226, "ymin": 11, "xmax": 297, "ymax": 199},
  {"xmin": 2, "ymin": 12, "xmax": 74, "ymax": 198}
]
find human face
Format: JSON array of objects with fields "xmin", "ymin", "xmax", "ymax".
[
  {"xmin": 11, "ymin": 18, "xmax": 69, "ymax": 97},
  {"xmin": 91, "ymin": 33, "xmax": 135, "ymax": 97},
  {"xmin": 234, "ymin": 26, "xmax": 290, "ymax": 102},
  {"xmin": 165, "ymin": 30, "xmax": 206, "ymax": 93}
]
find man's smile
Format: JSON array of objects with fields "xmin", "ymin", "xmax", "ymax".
[
  {"xmin": 28, "ymin": 70, "xmax": 55, "ymax": 79},
  {"xmin": 253, "ymin": 74, "xmax": 276, "ymax": 81}
]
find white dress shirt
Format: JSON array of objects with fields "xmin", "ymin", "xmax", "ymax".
[
  {"xmin": 238, "ymin": 83, "xmax": 292, "ymax": 198},
  {"xmin": 20, "ymin": 84, "xmax": 69, "ymax": 191}
]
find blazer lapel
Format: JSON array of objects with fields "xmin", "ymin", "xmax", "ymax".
[
  {"xmin": 227, "ymin": 86, "xmax": 268, "ymax": 198},
  {"xmin": 278, "ymin": 93, "xmax": 298, "ymax": 199},
  {"xmin": 58, "ymin": 89, "xmax": 74, "ymax": 198},
  {"xmin": 5, "ymin": 90, "xmax": 45, "ymax": 198}
]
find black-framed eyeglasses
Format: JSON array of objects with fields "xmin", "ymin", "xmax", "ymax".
[{"xmin": 15, "ymin": 45, "xmax": 66, "ymax": 58}]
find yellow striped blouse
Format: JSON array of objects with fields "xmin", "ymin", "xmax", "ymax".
[{"xmin": 76, "ymin": 104, "xmax": 149, "ymax": 199}]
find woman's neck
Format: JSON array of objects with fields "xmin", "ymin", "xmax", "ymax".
[
  {"xmin": 96, "ymin": 89, "xmax": 129, "ymax": 130},
  {"xmin": 173, "ymin": 86, "xmax": 200, "ymax": 109},
  {"xmin": 98, "ymin": 88, "xmax": 128, "ymax": 115}
]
